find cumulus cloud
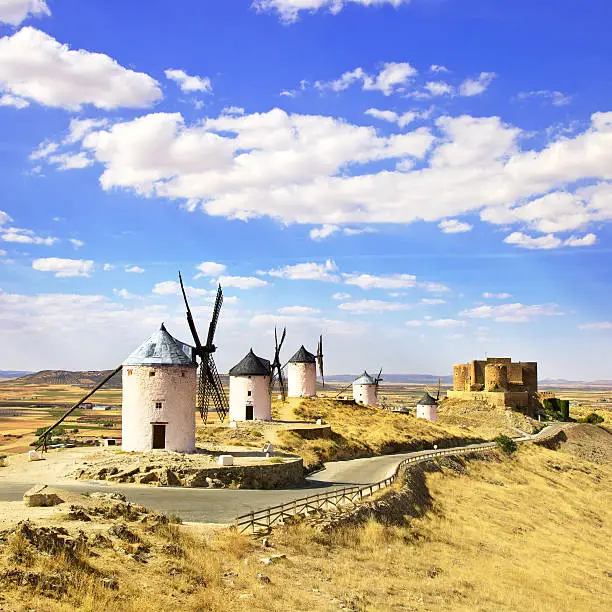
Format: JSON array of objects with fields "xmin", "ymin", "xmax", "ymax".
[
  {"xmin": 310, "ymin": 224, "xmax": 340, "ymax": 241},
  {"xmin": 317, "ymin": 62, "xmax": 417, "ymax": 95},
  {"xmin": 165, "ymin": 69, "xmax": 212, "ymax": 93},
  {"xmin": 0, "ymin": 226, "xmax": 57, "ymax": 245},
  {"xmin": 217, "ymin": 275, "xmax": 268, "ymax": 290},
  {"xmin": 268, "ymin": 260, "xmax": 340, "ymax": 282},
  {"xmin": 195, "ymin": 261, "xmax": 227, "ymax": 277},
  {"xmin": 504, "ymin": 231, "xmax": 597, "ymax": 250},
  {"xmin": 0, "ymin": 93, "xmax": 29, "ymax": 108},
  {"xmin": 125, "ymin": 265, "xmax": 145, "ymax": 274},
  {"xmin": 338, "ymin": 299, "xmax": 413, "ymax": 313},
  {"xmin": 332, "ymin": 292, "xmax": 351, "ymax": 300},
  {"xmin": 152, "ymin": 280, "xmax": 210, "ymax": 296},
  {"xmin": 0, "ymin": 27, "xmax": 162, "ymax": 110},
  {"xmin": 254, "ymin": 0, "xmax": 412, "ymax": 23},
  {"xmin": 406, "ymin": 318, "xmax": 465, "ymax": 327},
  {"xmin": 0, "ymin": 0, "xmax": 49, "ymax": 26},
  {"xmin": 439, "ymin": 219, "xmax": 473, "ymax": 233},
  {"xmin": 365, "ymin": 108, "xmax": 419, "ymax": 128},
  {"xmin": 421, "ymin": 298, "xmax": 445, "ymax": 305},
  {"xmin": 103, "ymin": 263, "xmax": 115, "ymax": 271},
  {"xmin": 459, "ymin": 72, "xmax": 496, "ymax": 97},
  {"xmin": 460, "ymin": 302, "xmax": 562, "ymax": 323},
  {"xmin": 69, "ymin": 238, "xmax": 85, "ymax": 249},
  {"xmin": 32, "ymin": 257, "xmax": 94, "ymax": 278}
]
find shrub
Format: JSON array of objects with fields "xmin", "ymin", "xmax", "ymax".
[
  {"xmin": 495, "ymin": 434, "xmax": 518, "ymax": 455},
  {"xmin": 543, "ymin": 398, "xmax": 571, "ymax": 421},
  {"xmin": 580, "ymin": 412, "xmax": 604, "ymax": 425}
]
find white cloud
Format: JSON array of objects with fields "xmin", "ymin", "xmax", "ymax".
[
  {"xmin": 317, "ymin": 62, "xmax": 417, "ymax": 96},
  {"xmin": 254, "ymin": 0, "xmax": 412, "ymax": 23},
  {"xmin": 579, "ymin": 321, "xmax": 612, "ymax": 330},
  {"xmin": 125, "ymin": 265, "xmax": 145, "ymax": 274},
  {"xmin": 338, "ymin": 299, "xmax": 413, "ymax": 313},
  {"xmin": 268, "ymin": 259, "xmax": 339, "ymax": 282},
  {"xmin": 482, "ymin": 292, "xmax": 511, "ymax": 299},
  {"xmin": 365, "ymin": 108, "xmax": 419, "ymax": 128},
  {"xmin": 0, "ymin": 93, "xmax": 29, "ymax": 108},
  {"xmin": 344, "ymin": 273, "xmax": 416, "ymax": 290},
  {"xmin": 430, "ymin": 64, "xmax": 449, "ymax": 73},
  {"xmin": 421, "ymin": 298, "xmax": 445, "ymax": 305},
  {"xmin": 64, "ymin": 118, "xmax": 109, "ymax": 145},
  {"xmin": 460, "ymin": 302, "xmax": 562, "ymax": 323},
  {"xmin": 278, "ymin": 305, "xmax": 320, "ymax": 315},
  {"xmin": 38, "ymin": 106, "xmax": 612, "ymax": 247},
  {"xmin": 504, "ymin": 231, "xmax": 597, "ymax": 250},
  {"xmin": 0, "ymin": 27, "xmax": 162, "ymax": 110},
  {"xmin": 103, "ymin": 263, "xmax": 115, "ymax": 271},
  {"xmin": 0, "ymin": 0, "xmax": 49, "ymax": 26},
  {"xmin": 47, "ymin": 152, "xmax": 93, "ymax": 170},
  {"xmin": 165, "ymin": 69, "xmax": 212, "ymax": 93},
  {"xmin": 195, "ymin": 261, "xmax": 227, "ymax": 277},
  {"xmin": 222, "ymin": 106, "xmax": 245, "ymax": 116},
  {"xmin": 0, "ymin": 210, "xmax": 11, "ymax": 226},
  {"xmin": 113, "ymin": 288, "xmax": 140, "ymax": 300},
  {"xmin": 439, "ymin": 219, "xmax": 473, "ymax": 233},
  {"xmin": 30, "ymin": 141, "xmax": 58, "ymax": 160},
  {"xmin": 517, "ymin": 90, "xmax": 571, "ymax": 106},
  {"xmin": 405, "ymin": 320, "xmax": 422, "ymax": 327},
  {"xmin": 406, "ymin": 318, "xmax": 464, "ymax": 327},
  {"xmin": 32, "ymin": 257, "xmax": 94, "ymax": 278},
  {"xmin": 421, "ymin": 282, "xmax": 450, "ymax": 293},
  {"xmin": 332, "ymin": 292, "xmax": 351, "ymax": 300},
  {"xmin": 0, "ymin": 227, "xmax": 57, "ymax": 245},
  {"xmin": 424, "ymin": 81, "xmax": 454, "ymax": 97},
  {"xmin": 69, "ymin": 238, "xmax": 85, "ymax": 249},
  {"xmin": 152, "ymin": 280, "xmax": 209, "ymax": 297},
  {"xmin": 217, "ymin": 275, "xmax": 268, "ymax": 290},
  {"xmin": 459, "ymin": 72, "xmax": 496, "ymax": 97},
  {"xmin": 310, "ymin": 224, "xmax": 340, "ymax": 241}
]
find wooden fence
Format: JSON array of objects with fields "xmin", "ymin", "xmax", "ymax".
[{"xmin": 234, "ymin": 426, "xmax": 562, "ymax": 535}]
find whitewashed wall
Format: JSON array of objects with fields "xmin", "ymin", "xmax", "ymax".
[
  {"xmin": 229, "ymin": 375, "xmax": 271, "ymax": 421},
  {"xmin": 288, "ymin": 362, "xmax": 316, "ymax": 398},
  {"xmin": 353, "ymin": 383, "xmax": 378, "ymax": 406},
  {"xmin": 416, "ymin": 405, "xmax": 438, "ymax": 422},
  {"xmin": 122, "ymin": 365, "xmax": 197, "ymax": 453}
]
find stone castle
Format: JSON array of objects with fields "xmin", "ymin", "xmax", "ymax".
[{"xmin": 447, "ymin": 357, "xmax": 538, "ymax": 414}]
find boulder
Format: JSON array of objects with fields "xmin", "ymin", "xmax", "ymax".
[{"xmin": 23, "ymin": 485, "xmax": 63, "ymax": 508}]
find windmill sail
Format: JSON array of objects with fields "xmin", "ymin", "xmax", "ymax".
[
  {"xmin": 316, "ymin": 334, "xmax": 325, "ymax": 388},
  {"xmin": 179, "ymin": 272, "xmax": 229, "ymax": 424},
  {"xmin": 270, "ymin": 326, "xmax": 287, "ymax": 400}
]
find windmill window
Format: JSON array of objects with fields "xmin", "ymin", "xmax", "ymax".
[
  {"xmin": 181, "ymin": 372, "xmax": 185, "ymax": 378},
  {"xmin": 149, "ymin": 371, "xmax": 156, "ymax": 377},
  {"xmin": 127, "ymin": 369, "xmax": 133, "ymax": 376},
  {"xmin": 155, "ymin": 402, "xmax": 163, "ymax": 410},
  {"xmin": 247, "ymin": 390, "xmax": 252, "ymax": 397}
]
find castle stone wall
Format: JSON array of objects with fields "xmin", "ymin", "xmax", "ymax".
[
  {"xmin": 485, "ymin": 363, "xmax": 508, "ymax": 391},
  {"xmin": 453, "ymin": 364, "xmax": 470, "ymax": 391}
]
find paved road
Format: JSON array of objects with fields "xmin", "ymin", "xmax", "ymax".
[{"xmin": 0, "ymin": 426, "xmax": 560, "ymax": 524}]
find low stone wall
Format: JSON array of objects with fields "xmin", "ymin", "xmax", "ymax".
[
  {"xmin": 73, "ymin": 457, "xmax": 304, "ymax": 490},
  {"xmin": 287, "ymin": 424, "xmax": 333, "ymax": 440},
  {"xmin": 447, "ymin": 390, "xmax": 529, "ymax": 409}
]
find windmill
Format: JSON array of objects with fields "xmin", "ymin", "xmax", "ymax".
[
  {"xmin": 178, "ymin": 272, "xmax": 229, "ymax": 424},
  {"xmin": 270, "ymin": 327, "xmax": 287, "ymax": 400},
  {"xmin": 316, "ymin": 334, "xmax": 325, "ymax": 388}
]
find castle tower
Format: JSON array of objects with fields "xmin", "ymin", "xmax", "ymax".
[
  {"xmin": 228, "ymin": 349, "xmax": 271, "ymax": 421},
  {"xmin": 287, "ymin": 345, "xmax": 317, "ymax": 398},
  {"xmin": 122, "ymin": 324, "xmax": 197, "ymax": 453},
  {"xmin": 416, "ymin": 392, "xmax": 438, "ymax": 422},
  {"xmin": 485, "ymin": 363, "xmax": 508, "ymax": 391},
  {"xmin": 353, "ymin": 371, "xmax": 378, "ymax": 406}
]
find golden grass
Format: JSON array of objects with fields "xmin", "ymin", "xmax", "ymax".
[{"xmin": 1, "ymin": 437, "xmax": 610, "ymax": 611}]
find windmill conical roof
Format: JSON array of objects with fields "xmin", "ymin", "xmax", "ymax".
[
  {"xmin": 353, "ymin": 371, "xmax": 376, "ymax": 385},
  {"xmin": 123, "ymin": 323, "xmax": 195, "ymax": 367},
  {"xmin": 417, "ymin": 392, "xmax": 438, "ymax": 406},
  {"xmin": 229, "ymin": 349, "xmax": 271, "ymax": 377},
  {"xmin": 288, "ymin": 345, "xmax": 316, "ymax": 364}
]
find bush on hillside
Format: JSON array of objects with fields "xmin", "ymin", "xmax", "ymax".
[
  {"xmin": 580, "ymin": 412, "xmax": 604, "ymax": 425},
  {"xmin": 543, "ymin": 398, "xmax": 571, "ymax": 421},
  {"xmin": 495, "ymin": 434, "xmax": 518, "ymax": 455}
]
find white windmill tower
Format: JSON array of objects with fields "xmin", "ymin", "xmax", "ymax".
[
  {"xmin": 287, "ymin": 336, "xmax": 324, "ymax": 398},
  {"xmin": 228, "ymin": 349, "xmax": 272, "ymax": 421},
  {"xmin": 416, "ymin": 379, "xmax": 440, "ymax": 421},
  {"xmin": 122, "ymin": 323, "xmax": 198, "ymax": 453},
  {"xmin": 350, "ymin": 369, "xmax": 383, "ymax": 406}
]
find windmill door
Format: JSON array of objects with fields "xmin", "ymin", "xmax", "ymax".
[
  {"xmin": 245, "ymin": 405, "xmax": 254, "ymax": 420},
  {"xmin": 152, "ymin": 424, "xmax": 166, "ymax": 449}
]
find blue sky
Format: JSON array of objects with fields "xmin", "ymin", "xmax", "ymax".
[{"xmin": 1, "ymin": 0, "xmax": 611, "ymax": 379}]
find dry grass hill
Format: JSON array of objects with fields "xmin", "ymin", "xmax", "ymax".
[
  {"xmin": 3, "ymin": 370, "xmax": 122, "ymax": 390},
  {"xmin": 0, "ymin": 425, "xmax": 609, "ymax": 611}
]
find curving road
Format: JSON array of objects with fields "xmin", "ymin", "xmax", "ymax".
[{"xmin": 0, "ymin": 426, "xmax": 561, "ymax": 524}]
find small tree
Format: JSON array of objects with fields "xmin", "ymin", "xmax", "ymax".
[
  {"xmin": 495, "ymin": 434, "xmax": 518, "ymax": 455},
  {"xmin": 582, "ymin": 412, "xmax": 604, "ymax": 424}
]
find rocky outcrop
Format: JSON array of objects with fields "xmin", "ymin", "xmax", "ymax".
[{"xmin": 23, "ymin": 485, "xmax": 64, "ymax": 507}]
